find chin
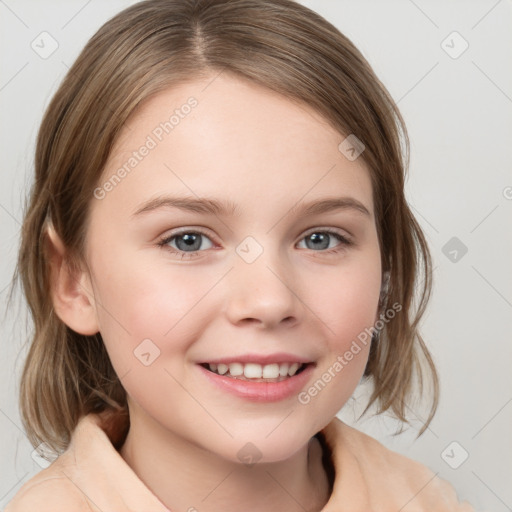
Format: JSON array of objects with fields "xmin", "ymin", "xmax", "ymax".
[{"xmin": 204, "ymin": 416, "xmax": 320, "ymax": 465}]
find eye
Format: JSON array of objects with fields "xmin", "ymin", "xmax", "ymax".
[
  {"xmin": 296, "ymin": 229, "xmax": 351, "ymax": 252},
  {"xmin": 157, "ymin": 230, "xmax": 214, "ymax": 258},
  {"xmin": 157, "ymin": 227, "xmax": 352, "ymax": 260}
]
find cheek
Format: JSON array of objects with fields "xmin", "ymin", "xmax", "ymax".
[
  {"xmin": 90, "ymin": 255, "xmax": 224, "ymax": 369},
  {"xmin": 296, "ymin": 281, "xmax": 378, "ymax": 432},
  {"xmin": 298, "ymin": 253, "xmax": 380, "ymax": 413},
  {"xmin": 309, "ymin": 255, "xmax": 382, "ymax": 350},
  {"xmin": 326, "ymin": 282, "xmax": 380, "ymax": 352},
  {"xmin": 90, "ymin": 269, "xmax": 211, "ymax": 425}
]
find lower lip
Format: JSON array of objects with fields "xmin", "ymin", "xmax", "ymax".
[{"xmin": 197, "ymin": 364, "xmax": 315, "ymax": 402}]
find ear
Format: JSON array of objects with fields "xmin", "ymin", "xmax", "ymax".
[{"xmin": 45, "ymin": 223, "xmax": 100, "ymax": 336}]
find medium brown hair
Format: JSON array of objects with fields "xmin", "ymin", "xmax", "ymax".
[{"xmin": 12, "ymin": 0, "xmax": 438, "ymax": 455}]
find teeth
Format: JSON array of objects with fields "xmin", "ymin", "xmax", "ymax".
[
  {"xmin": 217, "ymin": 363, "xmax": 228, "ymax": 375},
  {"xmin": 229, "ymin": 363, "xmax": 244, "ymax": 376},
  {"xmin": 206, "ymin": 362, "xmax": 305, "ymax": 379},
  {"xmin": 279, "ymin": 363, "xmax": 289, "ymax": 377},
  {"xmin": 288, "ymin": 362, "xmax": 300, "ymax": 376},
  {"xmin": 262, "ymin": 363, "xmax": 279, "ymax": 379},
  {"xmin": 244, "ymin": 363, "xmax": 262, "ymax": 379}
]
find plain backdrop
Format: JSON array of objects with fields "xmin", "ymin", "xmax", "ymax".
[{"xmin": 1, "ymin": 1, "xmax": 511, "ymax": 510}]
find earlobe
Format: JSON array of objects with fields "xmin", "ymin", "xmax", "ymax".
[{"xmin": 45, "ymin": 222, "xmax": 100, "ymax": 336}]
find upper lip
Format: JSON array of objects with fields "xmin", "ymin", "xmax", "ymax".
[{"xmin": 198, "ymin": 353, "xmax": 314, "ymax": 365}]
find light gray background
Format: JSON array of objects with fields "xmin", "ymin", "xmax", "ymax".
[{"xmin": 1, "ymin": 1, "xmax": 511, "ymax": 510}]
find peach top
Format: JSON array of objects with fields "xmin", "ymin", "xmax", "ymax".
[{"xmin": 5, "ymin": 412, "xmax": 475, "ymax": 511}]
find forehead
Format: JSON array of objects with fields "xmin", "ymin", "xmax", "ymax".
[{"xmin": 94, "ymin": 73, "xmax": 374, "ymax": 222}]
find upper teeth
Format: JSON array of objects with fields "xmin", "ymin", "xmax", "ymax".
[{"xmin": 208, "ymin": 362, "xmax": 303, "ymax": 379}]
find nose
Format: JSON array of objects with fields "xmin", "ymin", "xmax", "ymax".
[{"xmin": 223, "ymin": 247, "xmax": 302, "ymax": 329}]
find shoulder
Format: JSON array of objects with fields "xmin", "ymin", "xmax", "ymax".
[
  {"xmin": 323, "ymin": 418, "xmax": 475, "ymax": 511},
  {"xmin": 4, "ymin": 464, "xmax": 91, "ymax": 512}
]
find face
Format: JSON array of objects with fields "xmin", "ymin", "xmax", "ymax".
[{"xmin": 82, "ymin": 73, "xmax": 382, "ymax": 462}]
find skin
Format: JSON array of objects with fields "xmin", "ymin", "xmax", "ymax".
[{"xmin": 48, "ymin": 72, "xmax": 382, "ymax": 511}]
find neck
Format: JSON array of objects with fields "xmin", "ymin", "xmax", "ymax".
[{"xmin": 119, "ymin": 408, "xmax": 331, "ymax": 512}]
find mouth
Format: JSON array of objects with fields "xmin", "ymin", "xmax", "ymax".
[
  {"xmin": 199, "ymin": 361, "xmax": 310, "ymax": 382},
  {"xmin": 196, "ymin": 353, "xmax": 316, "ymax": 402}
]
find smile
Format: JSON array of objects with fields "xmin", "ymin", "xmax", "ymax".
[
  {"xmin": 197, "ymin": 357, "xmax": 315, "ymax": 402},
  {"xmin": 201, "ymin": 362, "xmax": 307, "ymax": 382}
]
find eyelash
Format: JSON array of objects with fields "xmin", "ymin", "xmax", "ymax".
[{"xmin": 157, "ymin": 228, "xmax": 352, "ymax": 260}]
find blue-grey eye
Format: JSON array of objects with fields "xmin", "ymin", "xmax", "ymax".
[
  {"xmin": 298, "ymin": 231, "xmax": 346, "ymax": 251},
  {"xmin": 167, "ymin": 232, "xmax": 214, "ymax": 252}
]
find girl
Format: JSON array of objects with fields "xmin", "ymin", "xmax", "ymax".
[{"xmin": 6, "ymin": 0, "xmax": 475, "ymax": 510}]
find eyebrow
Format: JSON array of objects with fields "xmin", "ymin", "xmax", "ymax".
[{"xmin": 131, "ymin": 195, "xmax": 371, "ymax": 218}]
